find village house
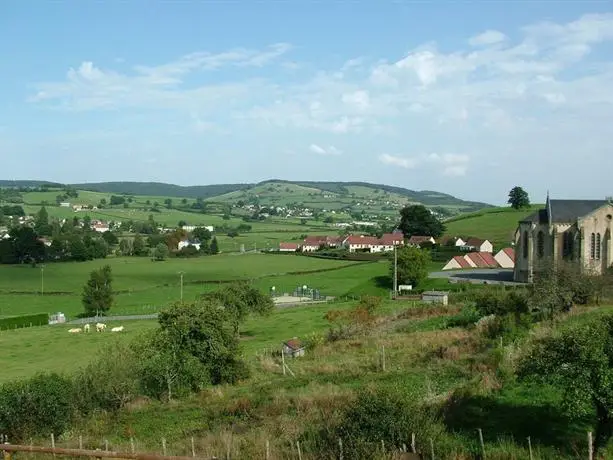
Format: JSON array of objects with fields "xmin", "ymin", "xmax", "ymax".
[
  {"xmin": 92, "ymin": 222, "xmax": 110, "ymax": 233},
  {"xmin": 461, "ymin": 238, "xmax": 493, "ymax": 253},
  {"xmin": 282, "ymin": 338, "xmax": 305, "ymax": 358},
  {"xmin": 178, "ymin": 239, "xmax": 201, "ymax": 251},
  {"xmin": 513, "ymin": 196, "xmax": 613, "ymax": 282},
  {"xmin": 407, "ymin": 235, "xmax": 436, "ymax": 247},
  {"xmin": 343, "ymin": 233, "xmax": 404, "ymax": 253},
  {"xmin": 279, "ymin": 242, "xmax": 300, "ymax": 252},
  {"xmin": 494, "ymin": 248, "xmax": 515, "ymax": 269},
  {"xmin": 442, "ymin": 251, "xmax": 500, "ymax": 270}
]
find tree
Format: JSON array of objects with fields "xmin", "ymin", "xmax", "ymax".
[
  {"xmin": 9, "ymin": 227, "xmax": 46, "ymax": 264},
  {"xmin": 518, "ymin": 314, "xmax": 613, "ymax": 452},
  {"xmin": 192, "ymin": 227, "xmax": 212, "ymax": 242},
  {"xmin": 164, "ymin": 198, "xmax": 173, "ymax": 209},
  {"xmin": 82, "ymin": 265, "xmax": 114, "ymax": 316},
  {"xmin": 34, "ymin": 207, "xmax": 51, "ymax": 236},
  {"xmin": 398, "ymin": 205, "xmax": 445, "ymax": 239},
  {"xmin": 209, "ymin": 237, "xmax": 219, "ymax": 254},
  {"xmin": 110, "ymin": 195, "xmax": 125, "ymax": 206},
  {"xmin": 101, "ymin": 231, "xmax": 118, "ymax": 246},
  {"xmin": 508, "ymin": 186, "xmax": 530, "ymax": 209},
  {"xmin": 119, "ymin": 239, "xmax": 133, "ymax": 256},
  {"xmin": 153, "ymin": 243, "xmax": 169, "ymax": 261},
  {"xmin": 132, "ymin": 234, "xmax": 146, "ymax": 256},
  {"xmin": 392, "ymin": 246, "xmax": 431, "ymax": 288},
  {"xmin": 69, "ymin": 238, "xmax": 90, "ymax": 261}
]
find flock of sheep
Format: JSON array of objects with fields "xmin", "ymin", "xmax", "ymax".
[{"xmin": 67, "ymin": 323, "xmax": 124, "ymax": 333}]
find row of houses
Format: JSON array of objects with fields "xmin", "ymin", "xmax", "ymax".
[
  {"xmin": 280, "ymin": 233, "xmax": 405, "ymax": 253},
  {"xmin": 442, "ymin": 248, "xmax": 515, "ymax": 270}
]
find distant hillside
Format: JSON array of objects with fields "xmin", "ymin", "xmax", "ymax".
[
  {"xmin": 71, "ymin": 181, "xmax": 252, "ymax": 199},
  {"xmin": 0, "ymin": 180, "xmax": 64, "ymax": 188},
  {"xmin": 444, "ymin": 205, "xmax": 541, "ymax": 245}
]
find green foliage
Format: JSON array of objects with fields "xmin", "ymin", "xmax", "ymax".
[
  {"xmin": 508, "ymin": 186, "xmax": 530, "ymax": 209},
  {"xmin": 132, "ymin": 234, "xmax": 147, "ymax": 256},
  {"xmin": 398, "ymin": 204, "xmax": 446, "ymax": 238},
  {"xmin": 393, "ymin": 246, "xmax": 431, "ymax": 287},
  {"xmin": 101, "ymin": 231, "xmax": 119, "ymax": 245},
  {"xmin": 158, "ymin": 299, "xmax": 249, "ymax": 385},
  {"xmin": 518, "ymin": 314, "xmax": 613, "ymax": 450},
  {"xmin": 209, "ymin": 236, "xmax": 219, "ymax": 254},
  {"xmin": 0, "ymin": 373, "xmax": 75, "ymax": 441},
  {"xmin": 82, "ymin": 265, "xmax": 114, "ymax": 316},
  {"xmin": 0, "ymin": 313, "xmax": 48, "ymax": 331},
  {"xmin": 153, "ymin": 242, "xmax": 169, "ymax": 261}
]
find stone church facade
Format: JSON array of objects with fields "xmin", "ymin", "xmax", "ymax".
[{"xmin": 513, "ymin": 197, "xmax": 613, "ymax": 283}]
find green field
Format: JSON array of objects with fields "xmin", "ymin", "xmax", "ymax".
[{"xmin": 444, "ymin": 205, "xmax": 541, "ymax": 246}]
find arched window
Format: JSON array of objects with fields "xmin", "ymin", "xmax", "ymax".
[
  {"xmin": 537, "ymin": 231, "xmax": 545, "ymax": 258},
  {"xmin": 563, "ymin": 232, "xmax": 574, "ymax": 259},
  {"xmin": 522, "ymin": 231, "xmax": 528, "ymax": 259},
  {"xmin": 596, "ymin": 233, "xmax": 601, "ymax": 260},
  {"xmin": 590, "ymin": 233, "xmax": 596, "ymax": 260}
]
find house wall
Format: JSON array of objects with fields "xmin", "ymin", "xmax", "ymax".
[
  {"xmin": 479, "ymin": 241, "xmax": 494, "ymax": 253},
  {"xmin": 442, "ymin": 258, "xmax": 461, "ymax": 270},
  {"xmin": 578, "ymin": 205, "xmax": 613, "ymax": 274},
  {"xmin": 494, "ymin": 251, "xmax": 514, "ymax": 268}
]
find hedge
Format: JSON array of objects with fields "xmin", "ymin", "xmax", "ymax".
[{"xmin": 0, "ymin": 313, "xmax": 49, "ymax": 331}]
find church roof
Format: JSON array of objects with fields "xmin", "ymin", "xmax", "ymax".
[{"xmin": 521, "ymin": 200, "xmax": 609, "ymax": 224}]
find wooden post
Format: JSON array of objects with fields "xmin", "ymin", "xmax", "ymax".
[
  {"xmin": 51, "ymin": 434, "xmax": 55, "ymax": 459},
  {"xmin": 162, "ymin": 438, "xmax": 167, "ymax": 456},
  {"xmin": 338, "ymin": 438, "xmax": 343, "ymax": 460},
  {"xmin": 296, "ymin": 441, "xmax": 302, "ymax": 460},
  {"xmin": 130, "ymin": 438, "xmax": 135, "ymax": 454},
  {"xmin": 527, "ymin": 436, "xmax": 533, "ymax": 460},
  {"xmin": 79, "ymin": 435, "xmax": 83, "ymax": 450},
  {"xmin": 382, "ymin": 345, "xmax": 386, "ymax": 372},
  {"xmin": 282, "ymin": 348, "xmax": 286, "ymax": 376},
  {"xmin": 226, "ymin": 433, "xmax": 231, "ymax": 460},
  {"xmin": 588, "ymin": 432, "xmax": 593, "ymax": 460},
  {"xmin": 265, "ymin": 439, "xmax": 270, "ymax": 460},
  {"xmin": 411, "ymin": 433, "xmax": 416, "ymax": 453},
  {"xmin": 191, "ymin": 437, "xmax": 196, "ymax": 458},
  {"xmin": 104, "ymin": 439, "xmax": 109, "ymax": 452},
  {"xmin": 430, "ymin": 438, "xmax": 434, "ymax": 460},
  {"xmin": 477, "ymin": 428, "xmax": 485, "ymax": 459},
  {"xmin": 381, "ymin": 439, "xmax": 385, "ymax": 454}
]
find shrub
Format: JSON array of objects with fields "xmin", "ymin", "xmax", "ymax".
[
  {"xmin": 446, "ymin": 304, "xmax": 481, "ymax": 328},
  {"xmin": 0, "ymin": 313, "xmax": 48, "ymax": 330},
  {"xmin": 0, "ymin": 373, "xmax": 75, "ymax": 441}
]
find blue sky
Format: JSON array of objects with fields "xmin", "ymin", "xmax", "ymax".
[{"xmin": 1, "ymin": 1, "xmax": 612, "ymax": 204}]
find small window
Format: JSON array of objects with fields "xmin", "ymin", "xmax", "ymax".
[
  {"xmin": 537, "ymin": 231, "xmax": 545, "ymax": 258},
  {"xmin": 522, "ymin": 231, "xmax": 528, "ymax": 258},
  {"xmin": 590, "ymin": 233, "xmax": 596, "ymax": 260},
  {"xmin": 596, "ymin": 233, "xmax": 601, "ymax": 260}
]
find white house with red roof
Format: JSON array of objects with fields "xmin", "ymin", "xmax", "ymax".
[
  {"xmin": 494, "ymin": 248, "xmax": 515, "ymax": 268},
  {"xmin": 461, "ymin": 238, "xmax": 493, "ymax": 253},
  {"xmin": 407, "ymin": 235, "xmax": 436, "ymax": 247},
  {"xmin": 92, "ymin": 221, "xmax": 110, "ymax": 233},
  {"xmin": 342, "ymin": 233, "xmax": 404, "ymax": 253},
  {"xmin": 279, "ymin": 242, "xmax": 300, "ymax": 252}
]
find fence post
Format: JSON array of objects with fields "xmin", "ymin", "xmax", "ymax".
[
  {"xmin": 191, "ymin": 437, "xmax": 196, "ymax": 458},
  {"xmin": 130, "ymin": 437, "xmax": 135, "ymax": 454},
  {"xmin": 430, "ymin": 438, "xmax": 435, "ymax": 460},
  {"xmin": 411, "ymin": 433, "xmax": 416, "ymax": 453},
  {"xmin": 50, "ymin": 434, "xmax": 55, "ymax": 459},
  {"xmin": 338, "ymin": 438, "xmax": 343, "ymax": 460},
  {"xmin": 79, "ymin": 435, "xmax": 83, "ymax": 450},
  {"xmin": 588, "ymin": 432, "xmax": 593, "ymax": 460},
  {"xmin": 296, "ymin": 441, "xmax": 302, "ymax": 460},
  {"xmin": 104, "ymin": 439, "xmax": 109, "ymax": 452},
  {"xmin": 266, "ymin": 439, "xmax": 270, "ymax": 460},
  {"xmin": 162, "ymin": 437, "xmax": 167, "ymax": 456},
  {"xmin": 527, "ymin": 436, "xmax": 533, "ymax": 460},
  {"xmin": 478, "ymin": 428, "xmax": 486, "ymax": 459}
]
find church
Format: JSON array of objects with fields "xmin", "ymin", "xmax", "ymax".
[{"xmin": 513, "ymin": 196, "xmax": 613, "ymax": 283}]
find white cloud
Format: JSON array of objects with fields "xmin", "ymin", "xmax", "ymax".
[
  {"xmin": 309, "ymin": 144, "xmax": 342, "ymax": 156},
  {"xmin": 427, "ymin": 153, "xmax": 470, "ymax": 177},
  {"xmin": 378, "ymin": 154, "xmax": 417, "ymax": 169},
  {"xmin": 469, "ymin": 30, "xmax": 507, "ymax": 46}
]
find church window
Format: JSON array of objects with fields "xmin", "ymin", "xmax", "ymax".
[
  {"xmin": 596, "ymin": 233, "xmax": 601, "ymax": 260},
  {"xmin": 563, "ymin": 232, "xmax": 574, "ymax": 259},
  {"xmin": 590, "ymin": 233, "xmax": 596, "ymax": 259},
  {"xmin": 522, "ymin": 231, "xmax": 528, "ymax": 258},
  {"xmin": 537, "ymin": 231, "xmax": 544, "ymax": 258}
]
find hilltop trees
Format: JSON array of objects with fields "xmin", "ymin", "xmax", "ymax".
[
  {"xmin": 508, "ymin": 186, "xmax": 530, "ymax": 209},
  {"xmin": 82, "ymin": 265, "xmax": 114, "ymax": 316},
  {"xmin": 398, "ymin": 204, "xmax": 445, "ymax": 239}
]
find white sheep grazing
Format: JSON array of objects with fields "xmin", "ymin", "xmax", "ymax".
[
  {"xmin": 111, "ymin": 326, "xmax": 124, "ymax": 332},
  {"xmin": 68, "ymin": 328, "xmax": 82, "ymax": 333},
  {"xmin": 83, "ymin": 323, "xmax": 91, "ymax": 332},
  {"xmin": 96, "ymin": 323, "xmax": 107, "ymax": 332}
]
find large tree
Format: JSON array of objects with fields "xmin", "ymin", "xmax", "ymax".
[
  {"xmin": 508, "ymin": 186, "xmax": 530, "ymax": 209},
  {"xmin": 9, "ymin": 226, "xmax": 46, "ymax": 264},
  {"xmin": 398, "ymin": 205, "xmax": 445, "ymax": 239},
  {"xmin": 82, "ymin": 265, "xmax": 114, "ymax": 316},
  {"xmin": 518, "ymin": 314, "xmax": 613, "ymax": 452},
  {"xmin": 392, "ymin": 246, "xmax": 431, "ymax": 288}
]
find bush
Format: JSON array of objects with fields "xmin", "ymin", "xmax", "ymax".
[
  {"xmin": 446, "ymin": 304, "xmax": 481, "ymax": 328},
  {"xmin": 0, "ymin": 373, "xmax": 75, "ymax": 441},
  {"xmin": 0, "ymin": 313, "xmax": 48, "ymax": 330}
]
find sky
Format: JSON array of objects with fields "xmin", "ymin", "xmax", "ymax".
[{"xmin": 1, "ymin": 1, "xmax": 612, "ymax": 205}]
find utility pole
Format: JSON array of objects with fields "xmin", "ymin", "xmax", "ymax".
[
  {"xmin": 40, "ymin": 265, "xmax": 45, "ymax": 296},
  {"xmin": 393, "ymin": 244, "xmax": 398, "ymax": 298},
  {"xmin": 178, "ymin": 272, "xmax": 184, "ymax": 302}
]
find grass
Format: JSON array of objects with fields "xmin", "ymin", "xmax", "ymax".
[{"xmin": 444, "ymin": 205, "xmax": 541, "ymax": 246}]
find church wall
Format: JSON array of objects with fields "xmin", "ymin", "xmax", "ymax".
[{"xmin": 578, "ymin": 204, "xmax": 613, "ymax": 275}]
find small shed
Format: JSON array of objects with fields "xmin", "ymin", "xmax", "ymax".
[
  {"xmin": 282, "ymin": 337, "xmax": 305, "ymax": 358},
  {"xmin": 421, "ymin": 291, "xmax": 449, "ymax": 306}
]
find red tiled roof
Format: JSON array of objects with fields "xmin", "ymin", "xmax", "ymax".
[
  {"xmin": 477, "ymin": 251, "xmax": 499, "ymax": 267},
  {"xmin": 408, "ymin": 235, "xmax": 433, "ymax": 244},
  {"xmin": 344, "ymin": 235, "xmax": 381, "ymax": 245},
  {"xmin": 465, "ymin": 252, "xmax": 489, "ymax": 268},
  {"xmin": 279, "ymin": 242, "xmax": 300, "ymax": 250},
  {"xmin": 284, "ymin": 338, "xmax": 303, "ymax": 350},
  {"xmin": 453, "ymin": 255, "xmax": 471, "ymax": 268},
  {"xmin": 502, "ymin": 247, "xmax": 515, "ymax": 259},
  {"xmin": 303, "ymin": 236, "xmax": 326, "ymax": 245},
  {"xmin": 380, "ymin": 233, "xmax": 404, "ymax": 245},
  {"xmin": 465, "ymin": 237, "xmax": 486, "ymax": 247}
]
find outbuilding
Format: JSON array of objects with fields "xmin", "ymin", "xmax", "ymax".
[{"xmin": 421, "ymin": 291, "xmax": 449, "ymax": 306}]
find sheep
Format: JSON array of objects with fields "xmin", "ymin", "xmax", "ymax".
[
  {"xmin": 111, "ymin": 326, "xmax": 124, "ymax": 332},
  {"xmin": 83, "ymin": 323, "xmax": 91, "ymax": 333},
  {"xmin": 68, "ymin": 328, "xmax": 82, "ymax": 333},
  {"xmin": 96, "ymin": 323, "xmax": 107, "ymax": 332}
]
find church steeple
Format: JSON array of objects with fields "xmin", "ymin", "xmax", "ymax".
[{"xmin": 546, "ymin": 190, "xmax": 552, "ymax": 225}]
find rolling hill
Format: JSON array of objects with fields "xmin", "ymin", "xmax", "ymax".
[{"xmin": 0, "ymin": 180, "xmax": 492, "ymax": 213}]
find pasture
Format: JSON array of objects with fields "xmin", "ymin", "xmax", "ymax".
[{"xmin": 444, "ymin": 205, "xmax": 541, "ymax": 246}]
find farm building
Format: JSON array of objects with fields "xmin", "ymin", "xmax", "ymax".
[
  {"xmin": 279, "ymin": 242, "xmax": 300, "ymax": 252},
  {"xmin": 494, "ymin": 248, "xmax": 515, "ymax": 268},
  {"xmin": 283, "ymin": 338, "xmax": 305, "ymax": 358},
  {"xmin": 461, "ymin": 238, "xmax": 493, "ymax": 253},
  {"xmin": 178, "ymin": 239, "xmax": 201, "ymax": 251},
  {"xmin": 442, "ymin": 255, "xmax": 472, "ymax": 270},
  {"xmin": 407, "ymin": 235, "xmax": 436, "ymax": 247},
  {"xmin": 442, "ymin": 252, "xmax": 500, "ymax": 270},
  {"xmin": 421, "ymin": 291, "xmax": 449, "ymax": 305}
]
